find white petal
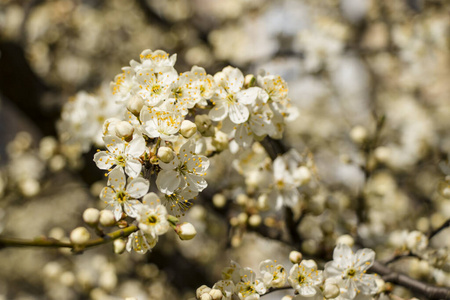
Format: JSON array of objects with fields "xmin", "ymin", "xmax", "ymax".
[
  {"xmin": 156, "ymin": 169, "xmax": 182, "ymax": 194},
  {"xmin": 209, "ymin": 101, "xmax": 228, "ymax": 121},
  {"xmin": 123, "ymin": 200, "xmax": 143, "ymax": 218},
  {"xmin": 94, "ymin": 152, "xmax": 115, "ymax": 170},
  {"xmin": 104, "ymin": 135, "xmax": 125, "ymax": 154},
  {"xmin": 228, "ymin": 102, "xmax": 249, "ymax": 124},
  {"xmin": 236, "ymin": 87, "xmax": 260, "ymax": 105},
  {"xmin": 185, "ymin": 173, "xmax": 207, "ymax": 192},
  {"xmin": 108, "ymin": 168, "xmax": 126, "ymax": 190},
  {"xmin": 126, "ymin": 136, "xmax": 146, "ymax": 157},
  {"xmin": 125, "ymin": 158, "xmax": 142, "ymax": 178},
  {"xmin": 126, "ymin": 177, "xmax": 149, "ymax": 198},
  {"xmin": 100, "ymin": 187, "xmax": 115, "ymax": 202}
]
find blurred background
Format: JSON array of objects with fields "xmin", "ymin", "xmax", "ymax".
[{"xmin": 0, "ymin": 0, "xmax": 450, "ymax": 299}]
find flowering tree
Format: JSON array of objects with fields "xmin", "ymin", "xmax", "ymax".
[{"xmin": 0, "ymin": 1, "xmax": 450, "ymax": 300}]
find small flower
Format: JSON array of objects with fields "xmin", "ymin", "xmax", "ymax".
[
  {"xmin": 126, "ymin": 230, "xmax": 157, "ymax": 254},
  {"xmin": 259, "ymin": 259, "xmax": 287, "ymax": 288},
  {"xmin": 222, "ymin": 260, "xmax": 242, "ymax": 284},
  {"xmin": 288, "ymin": 260, "xmax": 323, "ymax": 297},
  {"xmin": 235, "ymin": 267, "xmax": 266, "ymax": 300},
  {"xmin": 136, "ymin": 193, "xmax": 169, "ymax": 238},
  {"xmin": 156, "ymin": 139, "xmax": 209, "ymax": 194},
  {"xmin": 209, "ymin": 67, "xmax": 260, "ymax": 124},
  {"xmin": 324, "ymin": 244, "xmax": 378, "ymax": 299},
  {"xmin": 140, "ymin": 106, "xmax": 182, "ymax": 142},
  {"xmin": 94, "ymin": 135, "xmax": 146, "ymax": 178},
  {"xmin": 100, "ymin": 169, "xmax": 149, "ymax": 220},
  {"xmin": 213, "ymin": 280, "xmax": 235, "ymax": 300}
]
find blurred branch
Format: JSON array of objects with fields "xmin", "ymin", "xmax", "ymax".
[
  {"xmin": 381, "ymin": 250, "xmax": 419, "ymax": 265},
  {"xmin": 0, "ymin": 225, "xmax": 138, "ymax": 253},
  {"xmin": 428, "ymin": 218, "xmax": 450, "ymax": 240},
  {"xmin": 370, "ymin": 261, "xmax": 450, "ymax": 300}
]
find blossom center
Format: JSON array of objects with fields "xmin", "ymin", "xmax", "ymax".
[
  {"xmin": 115, "ymin": 191, "xmax": 128, "ymax": 204},
  {"xmin": 147, "ymin": 215, "xmax": 158, "ymax": 224}
]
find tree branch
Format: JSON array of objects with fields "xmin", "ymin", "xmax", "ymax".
[
  {"xmin": 370, "ymin": 261, "xmax": 450, "ymax": 300},
  {"xmin": 0, "ymin": 225, "xmax": 138, "ymax": 253}
]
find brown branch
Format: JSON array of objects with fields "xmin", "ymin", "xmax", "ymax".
[
  {"xmin": 370, "ymin": 261, "xmax": 450, "ymax": 300},
  {"xmin": 428, "ymin": 218, "xmax": 450, "ymax": 240},
  {"xmin": 0, "ymin": 225, "xmax": 138, "ymax": 253}
]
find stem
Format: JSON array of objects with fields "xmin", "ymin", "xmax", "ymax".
[
  {"xmin": 370, "ymin": 261, "xmax": 450, "ymax": 300},
  {"xmin": 0, "ymin": 225, "xmax": 138, "ymax": 253}
]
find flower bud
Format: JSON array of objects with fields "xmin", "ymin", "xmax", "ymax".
[
  {"xmin": 157, "ymin": 146, "xmax": 174, "ymax": 163},
  {"xmin": 323, "ymin": 283, "xmax": 340, "ymax": 299},
  {"xmin": 236, "ymin": 193, "xmax": 249, "ymax": 206},
  {"xmin": 127, "ymin": 95, "xmax": 144, "ymax": 116},
  {"xmin": 237, "ymin": 212, "xmax": 248, "ymax": 225},
  {"xmin": 350, "ymin": 125, "xmax": 368, "ymax": 144},
  {"xmin": 212, "ymin": 193, "xmax": 227, "ymax": 208},
  {"xmin": 336, "ymin": 234, "xmax": 354, "ymax": 248},
  {"xmin": 83, "ymin": 208, "xmax": 100, "ymax": 225},
  {"xmin": 70, "ymin": 227, "xmax": 90, "ymax": 245},
  {"xmin": 289, "ymin": 250, "xmax": 303, "ymax": 264},
  {"xmin": 113, "ymin": 238, "xmax": 126, "ymax": 254},
  {"xmin": 99, "ymin": 210, "xmax": 116, "ymax": 227},
  {"xmin": 248, "ymin": 214, "xmax": 262, "ymax": 227},
  {"xmin": 195, "ymin": 114, "xmax": 214, "ymax": 137},
  {"xmin": 200, "ymin": 294, "xmax": 212, "ymax": 300},
  {"xmin": 212, "ymin": 130, "xmax": 228, "ymax": 151},
  {"xmin": 176, "ymin": 222, "xmax": 197, "ymax": 240},
  {"xmin": 180, "ymin": 120, "xmax": 197, "ymax": 138},
  {"xmin": 102, "ymin": 118, "xmax": 121, "ymax": 136},
  {"xmin": 281, "ymin": 296, "xmax": 293, "ymax": 300},
  {"xmin": 209, "ymin": 289, "xmax": 223, "ymax": 300},
  {"xmin": 406, "ymin": 231, "xmax": 428, "ymax": 253},
  {"xmin": 294, "ymin": 166, "xmax": 311, "ymax": 185},
  {"xmin": 115, "ymin": 121, "xmax": 134, "ymax": 139},
  {"xmin": 374, "ymin": 146, "xmax": 391, "ymax": 163},
  {"xmin": 244, "ymin": 74, "xmax": 256, "ymax": 88},
  {"xmin": 196, "ymin": 285, "xmax": 211, "ymax": 299}
]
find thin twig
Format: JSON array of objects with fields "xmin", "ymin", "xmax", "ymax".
[
  {"xmin": 370, "ymin": 261, "xmax": 450, "ymax": 300},
  {"xmin": 0, "ymin": 225, "xmax": 138, "ymax": 253}
]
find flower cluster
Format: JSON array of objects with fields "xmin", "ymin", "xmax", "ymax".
[
  {"xmin": 195, "ymin": 244, "xmax": 381, "ymax": 300},
  {"xmin": 76, "ymin": 49, "xmax": 296, "ymax": 253}
]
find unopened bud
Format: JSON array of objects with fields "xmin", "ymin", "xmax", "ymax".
[
  {"xmin": 244, "ymin": 74, "xmax": 256, "ymax": 88},
  {"xmin": 195, "ymin": 114, "xmax": 214, "ymax": 137},
  {"xmin": 248, "ymin": 214, "xmax": 262, "ymax": 227},
  {"xmin": 281, "ymin": 296, "xmax": 293, "ymax": 300},
  {"xmin": 289, "ymin": 251, "xmax": 303, "ymax": 264},
  {"xmin": 212, "ymin": 130, "xmax": 228, "ymax": 151},
  {"xmin": 212, "ymin": 193, "xmax": 227, "ymax": 208},
  {"xmin": 157, "ymin": 147, "xmax": 174, "ymax": 163},
  {"xmin": 127, "ymin": 95, "xmax": 144, "ymax": 116},
  {"xmin": 323, "ymin": 283, "xmax": 340, "ymax": 299},
  {"xmin": 70, "ymin": 227, "xmax": 90, "ymax": 245},
  {"xmin": 294, "ymin": 166, "xmax": 311, "ymax": 185},
  {"xmin": 257, "ymin": 194, "xmax": 269, "ymax": 210},
  {"xmin": 374, "ymin": 146, "xmax": 391, "ymax": 163},
  {"xmin": 113, "ymin": 239, "xmax": 126, "ymax": 254},
  {"xmin": 83, "ymin": 208, "xmax": 100, "ymax": 225},
  {"xmin": 99, "ymin": 210, "xmax": 116, "ymax": 227},
  {"xmin": 209, "ymin": 289, "xmax": 223, "ymax": 300},
  {"xmin": 336, "ymin": 234, "xmax": 354, "ymax": 247},
  {"xmin": 350, "ymin": 125, "xmax": 368, "ymax": 144},
  {"xmin": 196, "ymin": 285, "xmax": 211, "ymax": 299},
  {"xmin": 180, "ymin": 120, "xmax": 197, "ymax": 138},
  {"xmin": 237, "ymin": 212, "xmax": 248, "ymax": 225},
  {"xmin": 200, "ymin": 294, "xmax": 212, "ymax": 300},
  {"xmin": 115, "ymin": 121, "xmax": 134, "ymax": 139},
  {"xmin": 236, "ymin": 194, "xmax": 249, "ymax": 206},
  {"xmin": 176, "ymin": 222, "xmax": 197, "ymax": 240}
]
